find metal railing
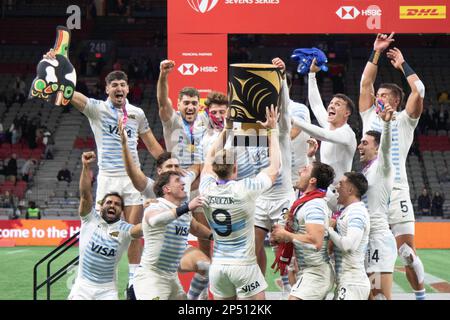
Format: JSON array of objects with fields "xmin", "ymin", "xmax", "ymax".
[{"xmin": 33, "ymin": 231, "xmax": 80, "ymax": 300}]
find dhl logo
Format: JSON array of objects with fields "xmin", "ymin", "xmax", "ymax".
[{"xmin": 400, "ymin": 6, "xmax": 446, "ymax": 19}]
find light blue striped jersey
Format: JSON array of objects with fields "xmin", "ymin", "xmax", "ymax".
[
  {"xmin": 360, "ymin": 107, "xmax": 419, "ymax": 189},
  {"xmin": 334, "ymin": 201, "xmax": 370, "ymax": 284},
  {"xmin": 78, "ymin": 209, "xmax": 133, "ymax": 284},
  {"xmin": 289, "ymin": 100, "xmax": 311, "ymax": 185},
  {"xmin": 361, "ymin": 120, "xmax": 393, "ymax": 234},
  {"xmin": 200, "ymin": 172, "xmax": 272, "ymax": 265},
  {"xmin": 292, "ymin": 198, "xmax": 331, "ymax": 269},
  {"xmin": 82, "ymin": 98, "xmax": 150, "ymax": 174},
  {"xmin": 140, "ymin": 198, "xmax": 192, "ymax": 276},
  {"xmin": 162, "ymin": 111, "xmax": 208, "ymax": 168}
]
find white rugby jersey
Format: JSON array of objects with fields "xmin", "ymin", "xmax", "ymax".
[
  {"xmin": 292, "ymin": 198, "xmax": 331, "ymax": 269},
  {"xmin": 333, "ymin": 201, "xmax": 370, "ymax": 284},
  {"xmin": 162, "ymin": 111, "xmax": 208, "ymax": 168},
  {"xmin": 140, "ymin": 198, "xmax": 192, "ymax": 276},
  {"xmin": 77, "ymin": 209, "xmax": 133, "ymax": 284},
  {"xmin": 289, "ymin": 100, "xmax": 311, "ymax": 186},
  {"xmin": 361, "ymin": 108, "xmax": 419, "ymax": 189},
  {"xmin": 361, "ymin": 120, "xmax": 393, "ymax": 234},
  {"xmin": 304, "ymin": 73, "xmax": 357, "ymax": 183},
  {"xmin": 82, "ymin": 98, "xmax": 150, "ymax": 175},
  {"xmin": 200, "ymin": 172, "xmax": 272, "ymax": 265},
  {"xmin": 141, "ymin": 170, "xmax": 197, "ymax": 200}
]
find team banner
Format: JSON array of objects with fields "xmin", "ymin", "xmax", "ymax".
[
  {"xmin": 169, "ymin": 0, "xmax": 449, "ymax": 34},
  {"xmin": 167, "ymin": 33, "xmax": 228, "ymax": 106},
  {"xmin": 0, "ymin": 220, "xmax": 80, "ymax": 246}
]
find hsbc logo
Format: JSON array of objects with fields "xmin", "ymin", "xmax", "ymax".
[
  {"xmin": 336, "ymin": 6, "xmax": 360, "ymax": 19},
  {"xmin": 336, "ymin": 6, "xmax": 382, "ymax": 19},
  {"xmin": 178, "ymin": 63, "xmax": 218, "ymax": 76},
  {"xmin": 187, "ymin": 0, "xmax": 218, "ymax": 13},
  {"xmin": 178, "ymin": 63, "xmax": 199, "ymax": 75}
]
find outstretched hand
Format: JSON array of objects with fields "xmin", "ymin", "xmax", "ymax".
[
  {"xmin": 386, "ymin": 47, "xmax": 405, "ymax": 70},
  {"xmin": 309, "ymin": 58, "xmax": 321, "ymax": 73},
  {"xmin": 272, "ymin": 57, "xmax": 286, "ymax": 77},
  {"xmin": 43, "ymin": 48, "xmax": 57, "ymax": 60},
  {"xmin": 118, "ymin": 117, "xmax": 127, "ymax": 146},
  {"xmin": 373, "ymin": 32, "xmax": 395, "ymax": 52},
  {"xmin": 257, "ymin": 105, "xmax": 279, "ymax": 130}
]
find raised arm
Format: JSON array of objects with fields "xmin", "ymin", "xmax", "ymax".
[
  {"xmin": 139, "ymin": 129, "xmax": 164, "ymax": 160},
  {"xmin": 258, "ymin": 105, "xmax": 281, "ymax": 183},
  {"xmin": 378, "ymin": 104, "xmax": 394, "ymax": 174},
  {"xmin": 201, "ymin": 128, "xmax": 229, "ymax": 177},
  {"xmin": 387, "ymin": 47, "xmax": 425, "ymax": 119},
  {"xmin": 119, "ymin": 117, "xmax": 148, "ymax": 192},
  {"xmin": 359, "ymin": 33, "xmax": 395, "ymax": 113},
  {"xmin": 157, "ymin": 60, "xmax": 175, "ymax": 122},
  {"xmin": 272, "ymin": 57, "xmax": 290, "ymax": 133},
  {"xmin": 43, "ymin": 49, "xmax": 88, "ymax": 112},
  {"xmin": 308, "ymin": 60, "xmax": 328, "ymax": 128},
  {"xmin": 291, "ymin": 118, "xmax": 352, "ymax": 145},
  {"xmin": 79, "ymin": 151, "xmax": 96, "ymax": 217}
]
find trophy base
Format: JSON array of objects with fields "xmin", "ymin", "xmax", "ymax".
[{"xmin": 231, "ymin": 122, "xmax": 268, "ymax": 148}]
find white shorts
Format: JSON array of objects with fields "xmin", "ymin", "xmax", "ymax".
[
  {"xmin": 334, "ymin": 280, "xmax": 370, "ymax": 300},
  {"xmin": 133, "ymin": 266, "xmax": 186, "ymax": 300},
  {"xmin": 96, "ymin": 173, "xmax": 143, "ymax": 207},
  {"xmin": 290, "ymin": 263, "xmax": 335, "ymax": 300},
  {"xmin": 390, "ymin": 221, "xmax": 415, "ymax": 237},
  {"xmin": 365, "ymin": 231, "xmax": 398, "ymax": 273},
  {"xmin": 255, "ymin": 192, "xmax": 296, "ymax": 231},
  {"xmin": 209, "ymin": 263, "xmax": 268, "ymax": 299},
  {"xmin": 388, "ymin": 188, "xmax": 415, "ymax": 225},
  {"xmin": 68, "ymin": 278, "xmax": 118, "ymax": 300}
]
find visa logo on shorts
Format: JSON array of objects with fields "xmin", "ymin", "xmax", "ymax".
[
  {"xmin": 241, "ymin": 281, "xmax": 260, "ymax": 293},
  {"xmin": 400, "ymin": 6, "xmax": 446, "ymax": 19}
]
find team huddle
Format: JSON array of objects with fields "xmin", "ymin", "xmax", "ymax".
[{"xmin": 43, "ymin": 32, "xmax": 427, "ymax": 300}]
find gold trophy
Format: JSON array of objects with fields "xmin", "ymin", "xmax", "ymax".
[{"xmin": 228, "ymin": 63, "xmax": 282, "ymax": 147}]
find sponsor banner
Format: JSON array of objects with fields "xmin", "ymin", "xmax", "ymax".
[
  {"xmin": 168, "ymin": 0, "xmax": 449, "ymax": 33},
  {"xmin": 400, "ymin": 5, "xmax": 446, "ymax": 19},
  {"xmin": 0, "ymin": 220, "xmax": 80, "ymax": 246},
  {"xmin": 167, "ymin": 33, "xmax": 228, "ymax": 106}
]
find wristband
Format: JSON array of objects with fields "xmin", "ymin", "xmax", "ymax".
[
  {"xmin": 176, "ymin": 203, "xmax": 190, "ymax": 217},
  {"xmin": 267, "ymin": 128, "xmax": 279, "ymax": 135},
  {"xmin": 369, "ymin": 50, "xmax": 381, "ymax": 65},
  {"xmin": 401, "ymin": 61, "xmax": 416, "ymax": 77}
]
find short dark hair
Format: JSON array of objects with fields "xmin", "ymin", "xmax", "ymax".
[
  {"xmin": 105, "ymin": 71, "xmax": 128, "ymax": 84},
  {"xmin": 204, "ymin": 91, "xmax": 228, "ymax": 108},
  {"xmin": 153, "ymin": 171, "xmax": 180, "ymax": 198},
  {"xmin": 100, "ymin": 192, "xmax": 124, "ymax": 210},
  {"xmin": 344, "ymin": 172, "xmax": 368, "ymax": 199},
  {"xmin": 379, "ymin": 83, "xmax": 405, "ymax": 108},
  {"xmin": 212, "ymin": 149, "xmax": 235, "ymax": 180},
  {"xmin": 156, "ymin": 152, "xmax": 175, "ymax": 169},
  {"xmin": 333, "ymin": 93, "xmax": 355, "ymax": 116},
  {"xmin": 178, "ymin": 87, "xmax": 200, "ymax": 101},
  {"xmin": 311, "ymin": 162, "xmax": 335, "ymax": 190},
  {"xmin": 365, "ymin": 130, "xmax": 381, "ymax": 147}
]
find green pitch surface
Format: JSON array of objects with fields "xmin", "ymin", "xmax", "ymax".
[{"xmin": 0, "ymin": 247, "xmax": 449, "ymax": 300}]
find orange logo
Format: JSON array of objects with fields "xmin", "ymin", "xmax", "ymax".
[{"xmin": 400, "ymin": 6, "xmax": 446, "ymax": 19}]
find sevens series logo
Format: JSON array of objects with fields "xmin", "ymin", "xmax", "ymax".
[{"xmin": 187, "ymin": 0, "xmax": 219, "ymax": 13}]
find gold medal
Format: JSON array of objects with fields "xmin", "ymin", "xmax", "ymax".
[{"xmin": 188, "ymin": 144, "xmax": 195, "ymax": 153}]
